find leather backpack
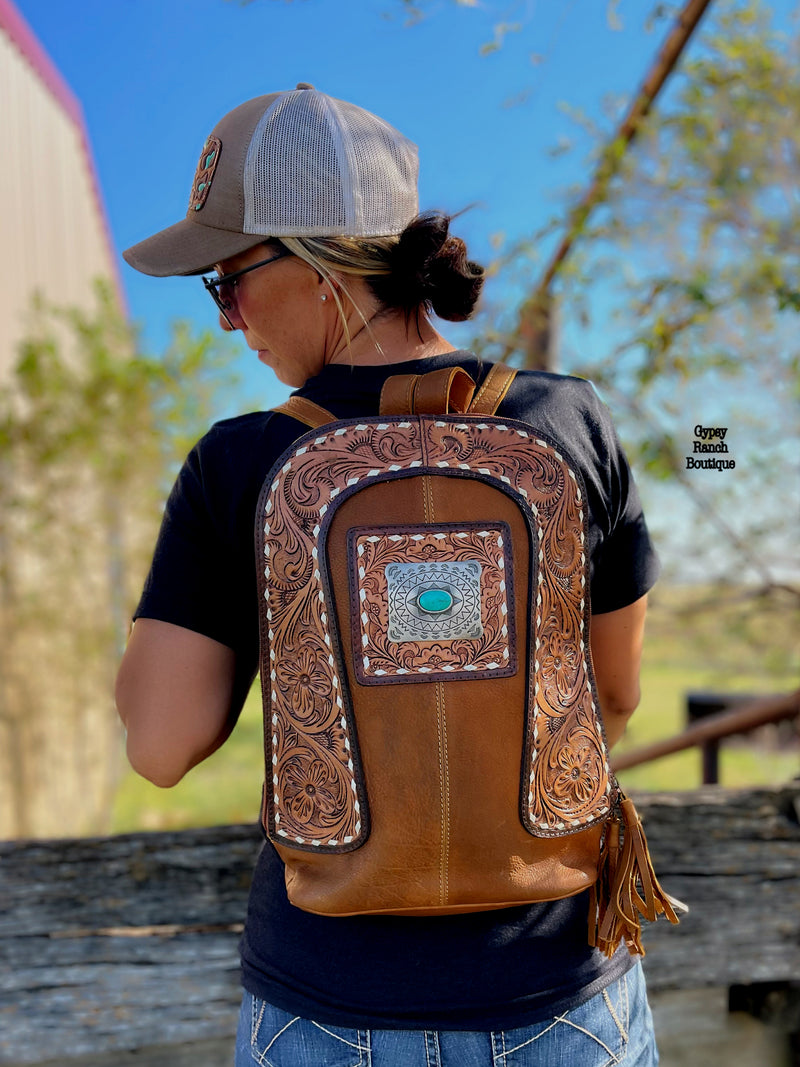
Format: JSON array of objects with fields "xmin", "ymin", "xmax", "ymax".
[{"xmin": 257, "ymin": 363, "xmax": 683, "ymax": 956}]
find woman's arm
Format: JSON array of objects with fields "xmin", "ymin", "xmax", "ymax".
[
  {"xmin": 116, "ymin": 595, "xmax": 647, "ymax": 784},
  {"xmin": 115, "ymin": 618, "xmax": 248, "ymax": 787},
  {"xmin": 589, "ymin": 595, "xmax": 648, "ymax": 749}
]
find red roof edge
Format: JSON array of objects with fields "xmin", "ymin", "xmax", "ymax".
[{"xmin": 0, "ymin": 0, "xmax": 129, "ymax": 319}]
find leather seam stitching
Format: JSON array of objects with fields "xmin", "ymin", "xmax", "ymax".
[
  {"xmin": 436, "ymin": 683, "xmax": 446, "ymax": 905},
  {"xmin": 471, "ymin": 371, "xmax": 501, "ymax": 413},
  {"xmin": 423, "ymin": 471, "xmax": 447, "ymax": 906},
  {"xmin": 406, "ymin": 374, "xmax": 418, "ymax": 414},
  {"xmin": 470, "ymin": 365, "xmax": 516, "ymax": 415},
  {"xmin": 441, "ymin": 681, "xmax": 450, "ymax": 905}
]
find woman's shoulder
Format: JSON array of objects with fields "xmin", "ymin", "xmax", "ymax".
[
  {"xmin": 506, "ymin": 366, "xmax": 599, "ymax": 404},
  {"xmin": 192, "ymin": 408, "xmax": 298, "ymax": 461},
  {"xmin": 185, "ymin": 409, "xmax": 306, "ymax": 499},
  {"xmin": 500, "ymin": 367, "xmax": 614, "ymax": 442},
  {"xmin": 198, "ymin": 409, "xmax": 274, "ymax": 447}
]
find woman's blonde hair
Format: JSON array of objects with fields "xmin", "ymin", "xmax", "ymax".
[
  {"xmin": 275, "ymin": 213, "xmax": 485, "ymax": 354},
  {"xmin": 277, "ymin": 235, "xmax": 398, "ymax": 353}
]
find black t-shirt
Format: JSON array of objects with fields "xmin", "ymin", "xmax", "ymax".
[{"xmin": 135, "ymin": 352, "xmax": 660, "ymax": 1030}]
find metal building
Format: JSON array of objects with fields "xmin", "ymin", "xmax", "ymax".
[{"xmin": 0, "ymin": 0, "xmax": 122, "ymax": 379}]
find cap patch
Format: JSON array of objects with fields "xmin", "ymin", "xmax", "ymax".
[{"xmin": 188, "ymin": 136, "xmax": 222, "ymax": 212}]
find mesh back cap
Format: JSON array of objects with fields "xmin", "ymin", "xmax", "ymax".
[
  {"xmin": 123, "ymin": 85, "xmax": 420, "ymax": 277},
  {"xmin": 244, "ymin": 87, "xmax": 418, "ymax": 238}
]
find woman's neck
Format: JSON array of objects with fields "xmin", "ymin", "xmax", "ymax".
[{"xmin": 328, "ymin": 308, "xmax": 457, "ymax": 368}]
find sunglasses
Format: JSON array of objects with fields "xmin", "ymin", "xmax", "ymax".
[{"xmin": 202, "ymin": 247, "xmax": 291, "ymax": 327}]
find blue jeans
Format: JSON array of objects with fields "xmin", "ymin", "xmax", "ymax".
[{"xmin": 234, "ymin": 962, "xmax": 657, "ymax": 1066}]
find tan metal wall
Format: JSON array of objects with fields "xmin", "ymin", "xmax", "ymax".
[
  {"xmin": 0, "ymin": 6, "xmax": 128, "ymax": 839},
  {"xmin": 0, "ymin": 22, "xmax": 119, "ymax": 381}
]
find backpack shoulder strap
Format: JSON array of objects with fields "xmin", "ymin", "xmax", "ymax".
[
  {"xmin": 468, "ymin": 363, "xmax": 518, "ymax": 416},
  {"xmin": 273, "ymin": 362, "xmax": 516, "ymax": 425},
  {"xmin": 413, "ymin": 366, "xmax": 476, "ymax": 414},
  {"xmin": 271, "ymin": 396, "xmax": 335, "ymax": 428},
  {"xmin": 380, "ymin": 366, "xmax": 476, "ymax": 415}
]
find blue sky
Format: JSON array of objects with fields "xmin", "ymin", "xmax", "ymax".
[
  {"xmin": 14, "ymin": 0, "xmax": 699, "ymax": 410},
  {"xmin": 11, "ymin": 0, "xmax": 799, "ymax": 585}
]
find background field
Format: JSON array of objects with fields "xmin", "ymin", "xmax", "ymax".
[{"xmin": 111, "ymin": 587, "xmax": 799, "ymax": 833}]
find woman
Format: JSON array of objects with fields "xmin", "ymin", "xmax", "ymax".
[{"xmin": 118, "ymin": 85, "xmax": 661, "ymax": 1065}]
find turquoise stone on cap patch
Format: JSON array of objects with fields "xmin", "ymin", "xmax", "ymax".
[{"xmin": 417, "ymin": 589, "xmax": 453, "ymax": 614}]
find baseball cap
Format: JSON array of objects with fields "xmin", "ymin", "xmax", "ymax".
[{"xmin": 123, "ymin": 84, "xmax": 420, "ymax": 277}]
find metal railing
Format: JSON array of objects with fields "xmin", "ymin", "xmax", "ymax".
[{"xmin": 612, "ymin": 689, "xmax": 800, "ymax": 781}]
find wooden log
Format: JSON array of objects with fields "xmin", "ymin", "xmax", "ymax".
[
  {"xmin": 632, "ymin": 787, "xmax": 800, "ymax": 990},
  {"xmin": 0, "ymin": 824, "xmax": 262, "ymax": 1065},
  {"xmin": 1, "ymin": 787, "xmax": 798, "ymax": 1065},
  {"xmin": 0, "ymin": 823, "xmax": 261, "ymax": 936}
]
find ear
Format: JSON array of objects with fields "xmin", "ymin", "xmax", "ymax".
[{"xmin": 316, "ymin": 270, "xmax": 342, "ymax": 295}]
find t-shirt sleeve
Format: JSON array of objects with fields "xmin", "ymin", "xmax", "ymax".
[
  {"xmin": 579, "ymin": 383, "xmax": 661, "ymax": 613},
  {"xmin": 134, "ymin": 432, "xmax": 260, "ymax": 670}
]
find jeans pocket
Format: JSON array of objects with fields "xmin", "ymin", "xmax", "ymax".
[
  {"xmin": 496, "ymin": 972, "xmax": 630, "ymax": 1067},
  {"xmin": 248, "ymin": 995, "xmax": 369, "ymax": 1067},
  {"xmin": 561, "ymin": 973, "xmax": 629, "ymax": 1066}
]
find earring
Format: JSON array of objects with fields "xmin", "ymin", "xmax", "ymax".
[{"xmin": 321, "ymin": 294, "xmax": 328, "ymax": 302}]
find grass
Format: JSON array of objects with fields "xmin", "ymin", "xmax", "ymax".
[{"xmin": 110, "ymin": 586, "xmax": 799, "ymax": 833}]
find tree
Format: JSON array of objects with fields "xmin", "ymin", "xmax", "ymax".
[
  {"xmin": 468, "ymin": 0, "xmax": 799, "ymax": 672},
  {"xmin": 0, "ymin": 282, "xmax": 236, "ymax": 837}
]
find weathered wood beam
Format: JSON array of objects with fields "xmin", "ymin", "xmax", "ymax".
[
  {"xmin": 631, "ymin": 787, "xmax": 800, "ymax": 990},
  {"xmin": 0, "ymin": 825, "xmax": 261, "ymax": 1065},
  {"xmin": 1, "ymin": 786, "xmax": 798, "ymax": 1065}
]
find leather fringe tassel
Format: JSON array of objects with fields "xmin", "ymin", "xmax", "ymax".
[{"xmin": 589, "ymin": 792, "xmax": 687, "ymax": 958}]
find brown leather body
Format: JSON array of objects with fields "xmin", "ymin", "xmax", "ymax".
[{"xmin": 257, "ymin": 414, "xmax": 612, "ymax": 916}]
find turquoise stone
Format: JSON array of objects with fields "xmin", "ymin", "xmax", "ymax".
[{"xmin": 417, "ymin": 589, "xmax": 453, "ymax": 614}]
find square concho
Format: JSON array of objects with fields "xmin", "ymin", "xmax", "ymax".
[{"xmin": 348, "ymin": 522, "xmax": 516, "ymax": 685}]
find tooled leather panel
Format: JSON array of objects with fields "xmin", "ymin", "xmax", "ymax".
[
  {"xmin": 258, "ymin": 416, "xmax": 610, "ymax": 850},
  {"xmin": 258, "ymin": 421, "xmax": 425, "ymax": 852},
  {"xmin": 349, "ymin": 523, "xmax": 516, "ymax": 684},
  {"xmin": 421, "ymin": 418, "xmax": 611, "ymax": 834}
]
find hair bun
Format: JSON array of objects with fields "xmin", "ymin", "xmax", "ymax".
[{"xmin": 375, "ymin": 212, "xmax": 484, "ymax": 321}]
